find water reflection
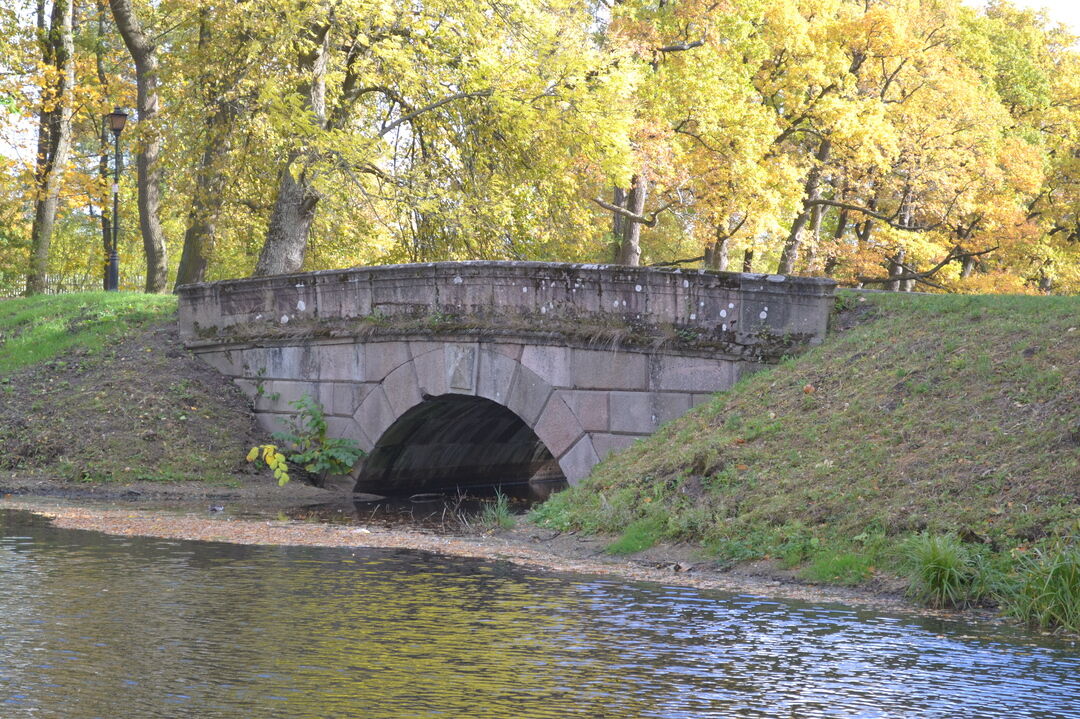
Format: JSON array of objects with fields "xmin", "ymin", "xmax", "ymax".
[{"xmin": 1, "ymin": 508, "xmax": 1078, "ymax": 718}]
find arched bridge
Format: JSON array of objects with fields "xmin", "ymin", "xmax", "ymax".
[{"xmin": 177, "ymin": 262, "xmax": 835, "ymax": 493}]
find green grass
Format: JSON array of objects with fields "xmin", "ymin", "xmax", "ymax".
[
  {"xmin": 606, "ymin": 515, "xmax": 667, "ymax": 555},
  {"xmin": 0, "ymin": 292, "xmax": 177, "ymax": 373},
  {"xmin": 479, "ymin": 490, "xmax": 517, "ymax": 530},
  {"xmin": 1006, "ymin": 542, "xmax": 1080, "ymax": 633},
  {"xmin": 801, "ymin": 551, "xmax": 876, "ymax": 586},
  {"xmin": 530, "ymin": 292, "xmax": 1080, "ymax": 630},
  {"xmin": 904, "ymin": 533, "xmax": 979, "ymax": 608}
]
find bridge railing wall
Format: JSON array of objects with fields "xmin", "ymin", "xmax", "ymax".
[{"xmin": 178, "ymin": 261, "xmax": 835, "ymax": 348}]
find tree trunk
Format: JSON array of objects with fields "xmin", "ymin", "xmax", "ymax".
[
  {"xmin": 175, "ymin": 14, "xmax": 235, "ymax": 287},
  {"xmin": 109, "ymin": 0, "xmax": 168, "ymax": 293},
  {"xmin": 25, "ymin": 0, "xmax": 75, "ymax": 295},
  {"xmin": 778, "ymin": 138, "xmax": 831, "ymax": 275},
  {"xmin": 901, "ymin": 264, "xmax": 916, "ymax": 292},
  {"xmin": 96, "ymin": 0, "xmax": 112, "ymax": 289},
  {"xmin": 254, "ymin": 20, "xmax": 330, "ymax": 277},
  {"xmin": 822, "ymin": 207, "xmax": 847, "ymax": 276},
  {"xmin": 886, "ymin": 249, "xmax": 905, "ymax": 291},
  {"xmin": 255, "ymin": 158, "xmax": 318, "ymax": 276},
  {"xmin": 802, "ymin": 193, "xmax": 827, "ymax": 272},
  {"xmin": 742, "ymin": 248, "xmax": 754, "ymax": 273},
  {"xmin": 175, "ymin": 105, "xmax": 233, "ymax": 285},
  {"xmin": 612, "ymin": 174, "xmax": 647, "ymax": 266}
]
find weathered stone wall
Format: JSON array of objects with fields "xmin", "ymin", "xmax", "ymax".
[
  {"xmin": 178, "ymin": 261, "xmax": 834, "ymax": 349},
  {"xmin": 176, "ymin": 262, "xmax": 835, "ymax": 488}
]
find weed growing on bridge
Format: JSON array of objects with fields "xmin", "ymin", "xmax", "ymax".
[{"xmin": 248, "ymin": 395, "xmax": 365, "ymax": 487}]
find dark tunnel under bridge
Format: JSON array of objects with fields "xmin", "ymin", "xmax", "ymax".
[{"xmin": 354, "ymin": 394, "xmax": 565, "ymax": 495}]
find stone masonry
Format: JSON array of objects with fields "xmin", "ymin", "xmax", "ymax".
[{"xmin": 177, "ymin": 261, "xmax": 835, "ymax": 487}]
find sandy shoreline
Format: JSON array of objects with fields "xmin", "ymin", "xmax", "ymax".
[{"xmin": 1, "ymin": 494, "xmax": 1008, "ymax": 626}]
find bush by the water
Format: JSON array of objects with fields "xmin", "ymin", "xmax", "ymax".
[{"xmin": 1005, "ymin": 542, "xmax": 1080, "ymax": 633}]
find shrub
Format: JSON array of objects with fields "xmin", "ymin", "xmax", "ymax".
[
  {"xmin": 1005, "ymin": 542, "xmax": 1080, "ymax": 633},
  {"xmin": 905, "ymin": 533, "xmax": 976, "ymax": 608},
  {"xmin": 248, "ymin": 395, "xmax": 365, "ymax": 487}
]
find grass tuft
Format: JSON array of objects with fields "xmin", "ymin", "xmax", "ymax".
[
  {"xmin": 480, "ymin": 490, "xmax": 516, "ymax": 530},
  {"xmin": 1005, "ymin": 541, "xmax": 1080, "ymax": 633},
  {"xmin": 904, "ymin": 533, "xmax": 977, "ymax": 608}
]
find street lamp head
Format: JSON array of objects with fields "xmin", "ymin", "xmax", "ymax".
[{"xmin": 106, "ymin": 108, "xmax": 128, "ymax": 135}]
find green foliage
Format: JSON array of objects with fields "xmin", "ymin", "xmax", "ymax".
[
  {"xmin": 903, "ymin": 534, "xmax": 978, "ymax": 608},
  {"xmin": 269, "ymin": 395, "xmax": 365, "ymax": 486},
  {"xmin": 479, "ymin": 490, "xmax": 516, "ymax": 530},
  {"xmin": 1005, "ymin": 541, "xmax": 1080, "ymax": 633}
]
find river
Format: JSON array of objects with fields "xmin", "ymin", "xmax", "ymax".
[{"xmin": 1, "ymin": 508, "xmax": 1078, "ymax": 718}]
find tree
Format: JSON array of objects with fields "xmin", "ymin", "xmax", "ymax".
[
  {"xmin": 109, "ymin": 0, "xmax": 167, "ymax": 292},
  {"xmin": 25, "ymin": 0, "xmax": 75, "ymax": 295}
]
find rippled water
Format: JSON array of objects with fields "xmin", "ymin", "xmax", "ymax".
[{"xmin": 2, "ymin": 508, "xmax": 1078, "ymax": 718}]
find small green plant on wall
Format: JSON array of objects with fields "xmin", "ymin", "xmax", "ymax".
[{"xmin": 247, "ymin": 395, "xmax": 365, "ymax": 487}]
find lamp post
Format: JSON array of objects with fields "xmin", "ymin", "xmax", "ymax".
[{"xmin": 104, "ymin": 108, "xmax": 128, "ymax": 291}]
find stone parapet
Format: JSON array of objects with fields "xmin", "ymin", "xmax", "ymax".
[{"xmin": 177, "ymin": 261, "xmax": 835, "ymax": 356}]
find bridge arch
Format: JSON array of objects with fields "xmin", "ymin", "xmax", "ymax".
[{"xmin": 351, "ymin": 343, "xmax": 598, "ymax": 490}]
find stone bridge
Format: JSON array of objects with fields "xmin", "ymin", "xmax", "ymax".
[{"xmin": 177, "ymin": 262, "xmax": 835, "ymax": 493}]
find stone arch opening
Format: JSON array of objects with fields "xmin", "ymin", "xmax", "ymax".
[{"xmin": 355, "ymin": 394, "xmax": 565, "ymax": 495}]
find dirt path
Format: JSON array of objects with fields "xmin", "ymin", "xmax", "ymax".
[{"xmin": 2, "ymin": 494, "xmax": 1005, "ymax": 626}]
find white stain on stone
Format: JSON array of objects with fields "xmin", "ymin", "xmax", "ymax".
[
  {"xmin": 613, "ymin": 300, "xmax": 620, "ymax": 308},
  {"xmin": 682, "ymin": 280, "xmax": 689, "ymax": 288},
  {"xmin": 280, "ymin": 315, "xmax": 289, "ymax": 324},
  {"xmin": 635, "ymin": 284, "xmax": 642, "ymax": 292},
  {"xmin": 722, "ymin": 323, "xmax": 727, "ymax": 331},
  {"xmin": 759, "ymin": 306, "xmax": 768, "ymax": 320},
  {"xmin": 522, "ymin": 286, "xmax": 528, "ymax": 293},
  {"xmin": 540, "ymin": 306, "xmax": 547, "ymax": 314},
  {"xmin": 720, "ymin": 309, "xmax": 727, "ymax": 318},
  {"xmin": 690, "ymin": 313, "xmax": 697, "ymax": 320},
  {"xmin": 296, "ymin": 300, "xmax": 306, "ymax": 311},
  {"xmin": 728, "ymin": 303, "xmax": 735, "ymax": 309},
  {"xmin": 453, "ymin": 275, "xmax": 463, "ymax": 284}
]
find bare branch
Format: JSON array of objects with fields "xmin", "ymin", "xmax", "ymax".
[
  {"xmin": 649, "ymin": 255, "xmax": 704, "ymax": 267},
  {"xmin": 857, "ymin": 246, "xmax": 998, "ymax": 287},
  {"xmin": 657, "ymin": 40, "xmax": 704, "ymax": 53},
  {"xmin": 592, "ymin": 197, "xmax": 675, "ymax": 227},
  {"xmin": 379, "ymin": 89, "xmax": 493, "ymax": 136}
]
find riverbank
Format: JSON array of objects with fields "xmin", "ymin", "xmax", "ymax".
[
  {"xmin": 536, "ymin": 291, "xmax": 1080, "ymax": 632},
  {"xmin": 4, "ymin": 494, "xmax": 1008, "ymax": 625}
]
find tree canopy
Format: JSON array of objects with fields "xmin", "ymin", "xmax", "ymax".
[{"xmin": 1, "ymin": 0, "xmax": 1078, "ymax": 294}]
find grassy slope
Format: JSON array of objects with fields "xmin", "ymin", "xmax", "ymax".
[
  {"xmin": 0, "ymin": 293, "xmax": 265, "ymax": 484},
  {"xmin": 534, "ymin": 293, "xmax": 1079, "ymax": 579},
  {"xmin": 0, "ymin": 292, "xmax": 178, "ymax": 373}
]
